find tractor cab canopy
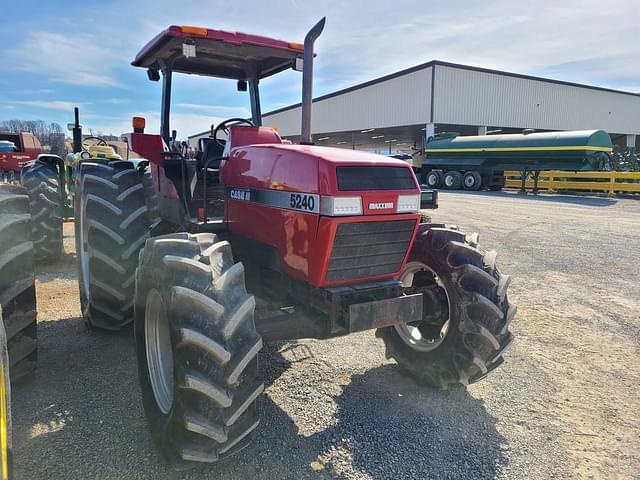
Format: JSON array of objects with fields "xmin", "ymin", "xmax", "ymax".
[
  {"xmin": 131, "ymin": 19, "xmax": 325, "ymax": 145},
  {"xmin": 132, "ymin": 25, "xmax": 304, "ymax": 80}
]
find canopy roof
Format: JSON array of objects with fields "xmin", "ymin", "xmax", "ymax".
[{"xmin": 132, "ymin": 25, "xmax": 304, "ymax": 80}]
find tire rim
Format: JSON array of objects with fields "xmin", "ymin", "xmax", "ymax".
[
  {"xmin": 394, "ymin": 262, "xmax": 451, "ymax": 352},
  {"xmin": 464, "ymin": 175, "xmax": 475, "ymax": 188},
  {"xmin": 428, "ymin": 173, "xmax": 438, "ymax": 186},
  {"xmin": 444, "ymin": 175, "xmax": 454, "ymax": 187},
  {"xmin": 145, "ymin": 289, "xmax": 174, "ymax": 414},
  {"xmin": 78, "ymin": 196, "xmax": 90, "ymax": 303}
]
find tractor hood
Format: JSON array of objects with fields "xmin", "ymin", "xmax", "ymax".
[{"xmin": 221, "ymin": 144, "xmax": 420, "ymax": 197}]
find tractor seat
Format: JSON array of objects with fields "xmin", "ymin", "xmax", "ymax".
[{"xmin": 201, "ymin": 138, "xmax": 225, "ymax": 169}]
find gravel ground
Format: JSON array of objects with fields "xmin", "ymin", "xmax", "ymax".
[{"xmin": 10, "ymin": 191, "xmax": 640, "ymax": 479}]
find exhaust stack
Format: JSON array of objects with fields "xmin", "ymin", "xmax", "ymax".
[{"xmin": 300, "ymin": 17, "xmax": 326, "ymax": 145}]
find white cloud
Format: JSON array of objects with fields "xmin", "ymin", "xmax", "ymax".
[
  {"xmin": 6, "ymin": 32, "xmax": 121, "ymax": 87},
  {"xmin": 174, "ymin": 104, "xmax": 251, "ymax": 116},
  {"xmin": 85, "ymin": 111, "xmax": 231, "ymax": 140},
  {"xmin": 6, "ymin": 100, "xmax": 87, "ymax": 111}
]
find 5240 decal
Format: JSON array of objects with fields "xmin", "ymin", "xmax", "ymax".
[{"xmin": 290, "ymin": 193, "xmax": 316, "ymax": 212}]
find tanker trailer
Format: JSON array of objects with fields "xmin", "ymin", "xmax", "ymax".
[{"xmin": 421, "ymin": 129, "xmax": 613, "ymax": 191}]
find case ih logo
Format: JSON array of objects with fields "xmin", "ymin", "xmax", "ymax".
[{"xmin": 368, "ymin": 202, "xmax": 394, "ymax": 210}]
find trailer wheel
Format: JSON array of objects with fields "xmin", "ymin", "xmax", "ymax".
[
  {"xmin": 135, "ymin": 233, "xmax": 263, "ymax": 470},
  {"xmin": 424, "ymin": 170, "xmax": 443, "ymax": 188},
  {"xmin": 20, "ymin": 159, "xmax": 63, "ymax": 262},
  {"xmin": 443, "ymin": 171, "xmax": 462, "ymax": 190},
  {"xmin": 377, "ymin": 226, "xmax": 515, "ymax": 389},
  {"xmin": 462, "ymin": 171, "xmax": 482, "ymax": 191},
  {"xmin": 74, "ymin": 161, "xmax": 152, "ymax": 330},
  {"xmin": 0, "ymin": 185, "xmax": 37, "ymax": 383}
]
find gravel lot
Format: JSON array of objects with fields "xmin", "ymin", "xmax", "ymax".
[{"xmin": 10, "ymin": 191, "xmax": 640, "ymax": 479}]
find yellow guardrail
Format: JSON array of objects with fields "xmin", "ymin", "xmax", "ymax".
[{"xmin": 504, "ymin": 171, "xmax": 640, "ymax": 195}]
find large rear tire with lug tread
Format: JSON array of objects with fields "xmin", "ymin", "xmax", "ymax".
[
  {"xmin": 20, "ymin": 159, "xmax": 63, "ymax": 262},
  {"xmin": 377, "ymin": 225, "xmax": 515, "ymax": 389},
  {"xmin": 134, "ymin": 233, "xmax": 263, "ymax": 470},
  {"xmin": 74, "ymin": 160, "xmax": 152, "ymax": 330},
  {"xmin": 0, "ymin": 185, "xmax": 37, "ymax": 382}
]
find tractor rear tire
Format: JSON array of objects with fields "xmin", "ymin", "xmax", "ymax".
[
  {"xmin": 134, "ymin": 233, "xmax": 263, "ymax": 470},
  {"xmin": 377, "ymin": 226, "xmax": 515, "ymax": 389},
  {"xmin": 0, "ymin": 185, "xmax": 37, "ymax": 382},
  {"xmin": 74, "ymin": 161, "xmax": 152, "ymax": 330},
  {"xmin": 443, "ymin": 170, "xmax": 462, "ymax": 190},
  {"xmin": 20, "ymin": 159, "xmax": 63, "ymax": 262}
]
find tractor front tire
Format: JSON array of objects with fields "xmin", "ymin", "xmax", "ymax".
[
  {"xmin": 377, "ymin": 226, "xmax": 515, "ymax": 389},
  {"xmin": 20, "ymin": 159, "xmax": 63, "ymax": 262},
  {"xmin": 74, "ymin": 161, "xmax": 152, "ymax": 330},
  {"xmin": 0, "ymin": 186, "xmax": 37, "ymax": 382},
  {"xmin": 134, "ymin": 233, "xmax": 263, "ymax": 470}
]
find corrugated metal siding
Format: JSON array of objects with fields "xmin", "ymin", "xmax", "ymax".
[
  {"xmin": 434, "ymin": 65, "xmax": 640, "ymax": 134},
  {"xmin": 264, "ymin": 67, "xmax": 432, "ymax": 136}
]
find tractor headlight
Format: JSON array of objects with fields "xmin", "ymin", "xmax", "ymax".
[
  {"xmin": 320, "ymin": 196, "xmax": 362, "ymax": 216},
  {"xmin": 396, "ymin": 194, "xmax": 420, "ymax": 213}
]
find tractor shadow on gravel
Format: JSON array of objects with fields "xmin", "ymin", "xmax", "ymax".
[
  {"xmin": 9, "ymin": 319, "xmax": 507, "ymax": 480},
  {"xmin": 237, "ymin": 342, "xmax": 509, "ymax": 480}
]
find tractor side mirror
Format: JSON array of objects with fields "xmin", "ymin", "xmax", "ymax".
[{"xmin": 237, "ymin": 80, "xmax": 247, "ymax": 92}]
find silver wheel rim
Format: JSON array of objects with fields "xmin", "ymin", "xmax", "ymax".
[
  {"xmin": 464, "ymin": 175, "xmax": 475, "ymax": 187},
  {"xmin": 145, "ymin": 289, "xmax": 174, "ymax": 414},
  {"xmin": 444, "ymin": 175, "xmax": 454, "ymax": 187},
  {"xmin": 78, "ymin": 196, "xmax": 90, "ymax": 302},
  {"xmin": 428, "ymin": 173, "xmax": 438, "ymax": 186},
  {"xmin": 394, "ymin": 262, "xmax": 451, "ymax": 352}
]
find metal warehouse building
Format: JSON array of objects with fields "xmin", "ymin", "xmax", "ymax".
[{"xmin": 249, "ymin": 60, "xmax": 640, "ymax": 155}]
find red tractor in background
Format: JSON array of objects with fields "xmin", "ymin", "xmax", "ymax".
[
  {"xmin": 0, "ymin": 132, "xmax": 43, "ymax": 183},
  {"xmin": 74, "ymin": 18, "xmax": 514, "ymax": 470}
]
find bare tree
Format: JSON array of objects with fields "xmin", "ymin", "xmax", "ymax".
[{"xmin": 0, "ymin": 119, "xmax": 67, "ymax": 156}]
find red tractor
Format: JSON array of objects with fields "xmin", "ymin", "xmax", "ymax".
[{"xmin": 74, "ymin": 19, "xmax": 514, "ymax": 469}]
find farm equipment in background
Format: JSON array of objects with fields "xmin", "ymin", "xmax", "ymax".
[
  {"xmin": 16, "ymin": 108, "xmax": 147, "ymax": 263},
  {"xmin": 0, "ymin": 132, "xmax": 43, "ymax": 183},
  {"xmin": 72, "ymin": 19, "xmax": 515, "ymax": 471},
  {"xmin": 422, "ymin": 129, "xmax": 613, "ymax": 192}
]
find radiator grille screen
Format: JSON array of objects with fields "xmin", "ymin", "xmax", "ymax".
[{"xmin": 326, "ymin": 219, "xmax": 416, "ymax": 282}]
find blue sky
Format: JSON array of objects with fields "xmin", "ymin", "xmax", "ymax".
[{"xmin": 0, "ymin": 0, "xmax": 637, "ymax": 139}]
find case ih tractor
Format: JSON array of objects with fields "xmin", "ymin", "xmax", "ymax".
[{"xmin": 74, "ymin": 19, "xmax": 514, "ymax": 469}]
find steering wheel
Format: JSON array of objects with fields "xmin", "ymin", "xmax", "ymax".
[
  {"xmin": 82, "ymin": 136, "xmax": 108, "ymax": 150},
  {"xmin": 212, "ymin": 118, "xmax": 254, "ymax": 148}
]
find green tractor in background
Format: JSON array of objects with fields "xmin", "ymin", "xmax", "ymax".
[{"xmin": 18, "ymin": 108, "xmax": 149, "ymax": 263}]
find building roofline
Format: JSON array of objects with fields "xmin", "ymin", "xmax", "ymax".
[
  {"xmin": 263, "ymin": 59, "xmax": 640, "ymax": 117},
  {"xmin": 188, "ymin": 130, "xmax": 210, "ymax": 139}
]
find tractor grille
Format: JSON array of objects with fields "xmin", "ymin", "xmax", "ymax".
[
  {"xmin": 336, "ymin": 166, "xmax": 416, "ymax": 191},
  {"xmin": 326, "ymin": 219, "xmax": 416, "ymax": 282}
]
